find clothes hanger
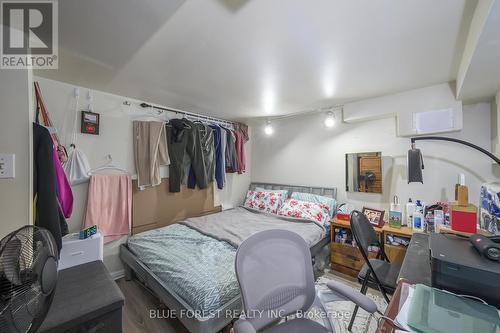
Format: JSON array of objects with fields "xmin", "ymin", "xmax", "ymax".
[
  {"xmin": 133, "ymin": 109, "xmax": 169, "ymax": 122},
  {"xmin": 165, "ymin": 112, "xmax": 192, "ymax": 129},
  {"xmin": 128, "ymin": 102, "xmax": 168, "ymax": 123},
  {"xmin": 88, "ymin": 154, "xmax": 128, "ymax": 175},
  {"xmin": 191, "ymin": 117, "xmax": 208, "ymax": 134}
]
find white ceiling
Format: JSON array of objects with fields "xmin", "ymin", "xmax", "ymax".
[
  {"xmin": 458, "ymin": 0, "xmax": 500, "ymax": 101},
  {"xmin": 37, "ymin": 0, "xmax": 478, "ymax": 120}
]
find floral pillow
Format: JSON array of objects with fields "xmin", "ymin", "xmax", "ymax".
[
  {"xmin": 277, "ymin": 198, "xmax": 331, "ymax": 225},
  {"xmin": 244, "ymin": 190, "xmax": 284, "ymax": 214},
  {"xmin": 290, "ymin": 192, "xmax": 337, "ymax": 218}
]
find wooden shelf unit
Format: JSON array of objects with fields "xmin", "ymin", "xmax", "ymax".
[
  {"xmin": 330, "ymin": 218, "xmax": 383, "ymax": 277},
  {"xmin": 330, "ymin": 218, "xmax": 414, "ymax": 277},
  {"xmin": 382, "ymin": 225, "xmax": 413, "ymax": 266}
]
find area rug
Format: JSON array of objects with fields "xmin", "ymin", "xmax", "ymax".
[{"xmin": 313, "ymin": 271, "xmax": 388, "ymax": 333}]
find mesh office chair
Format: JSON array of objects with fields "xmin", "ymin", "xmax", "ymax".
[
  {"xmin": 233, "ymin": 229, "xmax": 379, "ymax": 333},
  {"xmin": 348, "ymin": 210, "xmax": 401, "ymax": 331}
]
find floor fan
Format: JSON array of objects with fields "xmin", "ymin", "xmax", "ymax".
[{"xmin": 0, "ymin": 226, "xmax": 59, "ymax": 333}]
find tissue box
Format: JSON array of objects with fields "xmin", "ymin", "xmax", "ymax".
[
  {"xmin": 450, "ymin": 204, "xmax": 477, "ymax": 234},
  {"xmin": 336, "ymin": 213, "xmax": 350, "ymax": 221},
  {"xmin": 59, "ymin": 232, "xmax": 103, "ymax": 270}
]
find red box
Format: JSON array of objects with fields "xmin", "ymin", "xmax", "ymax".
[
  {"xmin": 450, "ymin": 204, "xmax": 477, "ymax": 234},
  {"xmin": 336, "ymin": 213, "xmax": 350, "ymax": 221}
]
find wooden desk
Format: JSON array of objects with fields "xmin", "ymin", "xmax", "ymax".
[
  {"xmin": 382, "ymin": 225, "xmax": 413, "ymax": 237},
  {"xmin": 331, "ymin": 217, "xmax": 383, "ymax": 233}
]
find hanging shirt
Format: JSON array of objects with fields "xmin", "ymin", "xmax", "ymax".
[
  {"xmin": 237, "ymin": 123, "xmax": 250, "ymax": 142},
  {"xmin": 52, "ymin": 142, "xmax": 74, "ymax": 218},
  {"xmin": 220, "ymin": 125, "xmax": 227, "ymax": 183},
  {"xmin": 209, "ymin": 124, "xmax": 224, "ymax": 189},
  {"xmin": 224, "ymin": 127, "xmax": 239, "ymax": 173},
  {"xmin": 234, "ymin": 129, "xmax": 246, "ymax": 174}
]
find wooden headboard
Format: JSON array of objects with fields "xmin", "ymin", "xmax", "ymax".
[{"xmin": 132, "ymin": 179, "xmax": 221, "ymax": 234}]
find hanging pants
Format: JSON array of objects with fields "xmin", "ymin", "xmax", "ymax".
[
  {"xmin": 166, "ymin": 119, "xmax": 207, "ymax": 192},
  {"xmin": 188, "ymin": 123, "xmax": 215, "ymax": 189}
]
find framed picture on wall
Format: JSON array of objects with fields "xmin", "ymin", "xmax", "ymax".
[
  {"xmin": 81, "ymin": 111, "xmax": 100, "ymax": 135},
  {"xmin": 362, "ymin": 207, "xmax": 385, "ymax": 227}
]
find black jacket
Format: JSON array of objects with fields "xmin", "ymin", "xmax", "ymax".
[{"xmin": 33, "ymin": 123, "xmax": 68, "ymax": 253}]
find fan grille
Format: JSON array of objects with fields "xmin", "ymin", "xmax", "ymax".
[{"xmin": 0, "ymin": 226, "xmax": 58, "ymax": 333}]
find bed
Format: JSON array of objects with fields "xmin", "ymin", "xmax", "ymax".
[{"xmin": 120, "ymin": 182, "xmax": 336, "ymax": 333}]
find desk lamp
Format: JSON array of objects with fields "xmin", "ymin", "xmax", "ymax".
[{"xmin": 407, "ymin": 136, "xmax": 500, "ymax": 184}]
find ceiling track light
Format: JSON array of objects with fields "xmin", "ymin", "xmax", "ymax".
[
  {"xmin": 261, "ymin": 107, "xmax": 340, "ymax": 136},
  {"xmin": 264, "ymin": 120, "xmax": 274, "ymax": 136},
  {"xmin": 324, "ymin": 111, "xmax": 336, "ymax": 128}
]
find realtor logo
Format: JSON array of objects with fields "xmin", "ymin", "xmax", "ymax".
[{"xmin": 1, "ymin": 1, "xmax": 58, "ymax": 69}]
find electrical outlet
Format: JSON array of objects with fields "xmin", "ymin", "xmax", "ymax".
[{"xmin": 0, "ymin": 154, "xmax": 15, "ymax": 178}]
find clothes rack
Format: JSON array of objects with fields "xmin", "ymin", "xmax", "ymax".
[{"xmin": 139, "ymin": 102, "xmax": 236, "ymax": 129}]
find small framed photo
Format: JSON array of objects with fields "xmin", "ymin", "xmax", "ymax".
[
  {"xmin": 362, "ymin": 207, "xmax": 385, "ymax": 227},
  {"xmin": 389, "ymin": 210, "xmax": 402, "ymax": 228},
  {"xmin": 81, "ymin": 111, "xmax": 100, "ymax": 135}
]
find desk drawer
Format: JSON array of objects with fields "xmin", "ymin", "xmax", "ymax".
[
  {"xmin": 331, "ymin": 243, "xmax": 378, "ymax": 271},
  {"xmin": 384, "ymin": 244, "xmax": 407, "ymax": 266},
  {"xmin": 331, "ymin": 243, "xmax": 365, "ymax": 270}
]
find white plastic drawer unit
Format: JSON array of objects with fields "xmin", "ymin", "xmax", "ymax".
[{"xmin": 59, "ymin": 232, "xmax": 104, "ymax": 270}]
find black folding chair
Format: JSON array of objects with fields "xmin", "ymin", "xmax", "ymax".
[{"xmin": 348, "ymin": 210, "xmax": 401, "ymax": 331}]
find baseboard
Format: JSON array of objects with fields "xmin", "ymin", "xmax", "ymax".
[{"xmin": 110, "ymin": 269, "xmax": 125, "ymax": 280}]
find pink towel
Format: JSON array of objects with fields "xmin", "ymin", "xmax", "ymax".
[{"xmin": 83, "ymin": 174, "xmax": 132, "ymax": 244}]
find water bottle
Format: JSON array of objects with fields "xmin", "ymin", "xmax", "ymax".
[{"xmin": 425, "ymin": 211, "xmax": 434, "ymax": 233}]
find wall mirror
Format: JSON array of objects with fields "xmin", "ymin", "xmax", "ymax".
[{"xmin": 345, "ymin": 152, "xmax": 382, "ymax": 193}]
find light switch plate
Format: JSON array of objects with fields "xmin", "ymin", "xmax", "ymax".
[{"xmin": 0, "ymin": 154, "xmax": 15, "ymax": 178}]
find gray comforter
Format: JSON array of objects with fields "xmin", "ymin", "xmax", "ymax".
[
  {"xmin": 127, "ymin": 224, "xmax": 238, "ymax": 315},
  {"xmin": 128, "ymin": 207, "xmax": 326, "ymax": 315},
  {"xmin": 180, "ymin": 206, "xmax": 326, "ymax": 247}
]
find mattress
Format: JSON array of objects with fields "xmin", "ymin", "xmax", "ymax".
[
  {"xmin": 128, "ymin": 223, "xmax": 238, "ymax": 315},
  {"xmin": 127, "ymin": 208, "xmax": 326, "ymax": 315}
]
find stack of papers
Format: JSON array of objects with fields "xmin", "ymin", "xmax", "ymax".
[{"xmin": 395, "ymin": 284, "xmax": 418, "ymax": 332}]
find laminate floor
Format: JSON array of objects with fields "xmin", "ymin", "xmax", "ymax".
[
  {"xmin": 117, "ymin": 269, "xmax": 383, "ymax": 333},
  {"xmin": 117, "ymin": 278, "xmax": 190, "ymax": 333}
]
